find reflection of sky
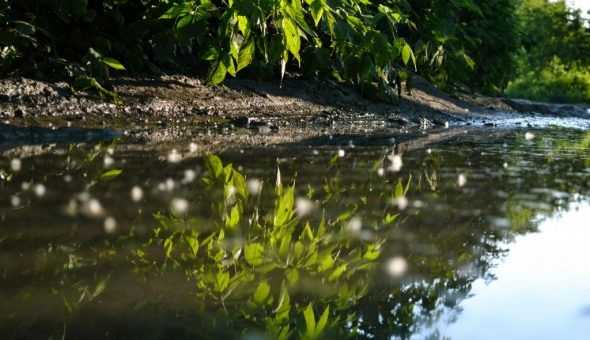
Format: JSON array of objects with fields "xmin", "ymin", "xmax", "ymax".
[{"xmin": 441, "ymin": 202, "xmax": 590, "ymax": 339}]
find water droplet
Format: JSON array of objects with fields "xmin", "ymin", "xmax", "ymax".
[
  {"xmin": 131, "ymin": 186, "xmax": 144, "ymax": 202},
  {"xmin": 104, "ymin": 217, "xmax": 117, "ymax": 234},
  {"xmin": 525, "ymin": 132, "xmax": 535, "ymax": 140},
  {"xmin": 386, "ymin": 257, "xmax": 408, "ymax": 278},
  {"xmin": 295, "ymin": 197, "xmax": 314, "ymax": 217},
  {"xmin": 458, "ymin": 174, "xmax": 467, "ymax": 187},
  {"xmin": 171, "ymin": 198, "xmax": 189, "ymax": 215},
  {"xmin": 10, "ymin": 158, "xmax": 21, "ymax": 172},
  {"xmin": 338, "ymin": 149, "xmax": 346, "ymax": 158}
]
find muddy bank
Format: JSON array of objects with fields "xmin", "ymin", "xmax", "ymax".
[{"xmin": 1, "ymin": 75, "xmax": 589, "ymax": 154}]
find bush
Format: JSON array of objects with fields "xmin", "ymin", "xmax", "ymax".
[{"xmin": 506, "ymin": 57, "xmax": 590, "ymax": 103}]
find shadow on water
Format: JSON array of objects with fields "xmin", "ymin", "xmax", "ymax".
[
  {"xmin": 1, "ymin": 126, "xmax": 589, "ymax": 339},
  {"xmin": 0, "ymin": 124, "xmax": 121, "ymax": 153}
]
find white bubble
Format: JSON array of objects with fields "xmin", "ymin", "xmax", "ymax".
[
  {"xmin": 312, "ymin": 149, "xmax": 319, "ymax": 156},
  {"xmin": 189, "ymin": 143, "xmax": 199, "ymax": 153},
  {"xmin": 21, "ymin": 182, "xmax": 31, "ymax": 190},
  {"xmin": 393, "ymin": 196, "xmax": 408, "ymax": 210},
  {"xmin": 106, "ymin": 147, "xmax": 115, "ymax": 155},
  {"xmin": 103, "ymin": 155, "xmax": 114, "ymax": 168},
  {"xmin": 426, "ymin": 148, "xmax": 432, "ymax": 154},
  {"xmin": 182, "ymin": 169, "xmax": 197, "ymax": 184},
  {"xmin": 131, "ymin": 186, "xmax": 144, "ymax": 202},
  {"xmin": 503, "ymin": 162, "xmax": 508, "ymax": 169},
  {"xmin": 11, "ymin": 195, "xmax": 20, "ymax": 207},
  {"xmin": 164, "ymin": 178, "xmax": 175, "ymax": 191},
  {"xmin": 295, "ymin": 197, "xmax": 314, "ymax": 217},
  {"xmin": 377, "ymin": 168, "xmax": 385, "ymax": 177},
  {"xmin": 34, "ymin": 184, "xmax": 46, "ymax": 197},
  {"xmin": 444, "ymin": 121, "xmax": 450, "ymax": 128},
  {"xmin": 167, "ymin": 149, "xmax": 182, "ymax": 163},
  {"xmin": 247, "ymin": 179, "xmax": 263, "ymax": 195},
  {"xmin": 386, "ymin": 256, "xmax": 408, "ymax": 278},
  {"xmin": 525, "ymin": 132, "xmax": 535, "ymax": 140},
  {"xmin": 458, "ymin": 174, "xmax": 467, "ymax": 187},
  {"xmin": 64, "ymin": 199, "xmax": 78, "ymax": 216},
  {"xmin": 338, "ymin": 149, "xmax": 346, "ymax": 158},
  {"xmin": 84, "ymin": 199, "xmax": 104, "ymax": 217},
  {"xmin": 346, "ymin": 217, "xmax": 363, "ymax": 234},
  {"xmin": 171, "ymin": 198, "xmax": 189, "ymax": 215},
  {"xmin": 388, "ymin": 153, "xmax": 403, "ymax": 172},
  {"xmin": 104, "ymin": 217, "xmax": 117, "ymax": 234},
  {"xmin": 64, "ymin": 174, "xmax": 72, "ymax": 183},
  {"xmin": 10, "ymin": 158, "xmax": 22, "ymax": 172}
]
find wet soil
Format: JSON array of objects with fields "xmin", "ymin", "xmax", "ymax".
[{"xmin": 1, "ymin": 75, "xmax": 589, "ymax": 154}]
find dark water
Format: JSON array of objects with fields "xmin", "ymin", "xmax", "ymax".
[{"xmin": 1, "ymin": 126, "xmax": 589, "ymax": 340}]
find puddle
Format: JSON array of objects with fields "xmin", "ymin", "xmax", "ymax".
[{"xmin": 1, "ymin": 126, "xmax": 589, "ymax": 339}]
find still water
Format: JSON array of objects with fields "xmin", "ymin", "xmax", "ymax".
[{"xmin": 1, "ymin": 126, "xmax": 589, "ymax": 339}]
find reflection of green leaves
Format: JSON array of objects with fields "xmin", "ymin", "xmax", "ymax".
[
  {"xmin": 244, "ymin": 242, "xmax": 265, "ymax": 266},
  {"xmin": 99, "ymin": 168, "xmax": 122, "ymax": 181}
]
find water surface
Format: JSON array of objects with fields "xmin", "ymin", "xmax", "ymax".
[{"xmin": 1, "ymin": 126, "xmax": 589, "ymax": 339}]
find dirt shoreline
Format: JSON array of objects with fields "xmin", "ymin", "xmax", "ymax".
[{"xmin": 1, "ymin": 75, "xmax": 589, "ymax": 154}]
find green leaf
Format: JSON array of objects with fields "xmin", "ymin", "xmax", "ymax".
[
  {"xmin": 402, "ymin": 44, "xmax": 411, "ymax": 65},
  {"xmin": 316, "ymin": 306, "xmax": 330, "ymax": 335},
  {"xmin": 215, "ymin": 271, "xmax": 230, "ymax": 292},
  {"xmin": 208, "ymin": 59, "xmax": 228, "ymax": 85},
  {"xmin": 303, "ymin": 303, "xmax": 316, "ymax": 336},
  {"xmin": 101, "ymin": 57, "xmax": 126, "ymax": 71},
  {"xmin": 274, "ymin": 186, "xmax": 295, "ymax": 227},
  {"xmin": 226, "ymin": 204, "xmax": 241, "ymax": 229},
  {"xmin": 185, "ymin": 234, "xmax": 199, "ymax": 256},
  {"xmin": 205, "ymin": 155, "xmax": 224, "ymax": 178},
  {"xmin": 237, "ymin": 39, "xmax": 255, "ymax": 72},
  {"xmin": 310, "ymin": 0, "xmax": 324, "ymax": 26},
  {"xmin": 244, "ymin": 242, "xmax": 264, "ymax": 266},
  {"xmin": 253, "ymin": 280, "xmax": 271, "ymax": 304},
  {"xmin": 282, "ymin": 18, "xmax": 301, "ymax": 63},
  {"xmin": 100, "ymin": 169, "xmax": 123, "ymax": 181}
]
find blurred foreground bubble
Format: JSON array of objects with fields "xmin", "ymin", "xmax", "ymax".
[
  {"xmin": 10, "ymin": 158, "xmax": 22, "ymax": 172},
  {"xmin": 11, "ymin": 195, "xmax": 20, "ymax": 207},
  {"xmin": 525, "ymin": 132, "xmax": 535, "ymax": 140},
  {"xmin": 34, "ymin": 184, "xmax": 46, "ymax": 197},
  {"xmin": 171, "ymin": 198, "xmax": 189, "ymax": 215},
  {"xmin": 131, "ymin": 186, "xmax": 144, "ymax": 202},
  {"xmin": 295, "ymin": 197, "xmax": 314, "ymax": 217},
  {"xmin": 167, "ymin": 149, "xmax": 182, "ymax": 163},
  {"xmin": 247, "ymin": 178, "xmax": 263, "ymax": 195},
  {"xmin": 104, "ymin": 217, "xmax": 117, "ymax": 234},
  {"xmin": 458, "ymin": 173, "xmax": 467, "ymax": 187},
  {"xmin": 346, "ymin": 217, "xmax": 363, "ymax": 234},
  {"xmin": 386, "ymin": 256, "xmax": 408, "ymax": 278}
]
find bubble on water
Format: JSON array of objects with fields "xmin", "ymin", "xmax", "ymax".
[
  {"xmin": 103, "ymin": 155, "xmax": 114, "ymax": 168},
  {"xmin": 131, "ymin": 186, "xmax": 144, "ymax": 202},
  {"xmin": 64, "ymin": 199, "xmax": 78, "ymax": 216},
  {"xmin": 426, "ymin": 148, "xmax": 432, "ymax": 154},
  {"xmin": 84, "ymin": 199, "xmax": 104, "ymax": 217},
  {"xmin": 338, "ymin": 149, "xmax": 346, "ymax": 158},
  {"xmin": 393, "ymin": 196, "xmax": 408, "ymax": 210},
  {"xmin": 21, "ymin": 182, "xmax": 31, "ymax": 190},
  {"xmin": 104, "ymin": 217, "xmax": 117, "ymax": 234},
  {"xmin": 295, "ymin": 197, "xmax": 314, "ymax": 217},
  {"xmin": 11, "ymin": 195, "xmax": 20, "ymax": 207},
  {"xmin": 34, "ymin": 184, "xmax": 46, "ymax": 197},
  {"xmin": 386, "ymin": 256, "xmax": 408, "ymax": 278},
  {"xmin": 247, "ymin": 179, "xmax": 263, "ymax": 195},
  {"xmin": 458, "ymin": 174, "xmax": 467, "ymax": 187},
  {"xmin": 171, "ymin": 198, "xmax": 189, "ymax": 215},
  {"xmin": 312, "ymin": 149, "xmax": 319, "ymax": 156},
  {"xmin": 107, "ymin": 147, "xmax": 115, "ymax": 156},
  {"xmin": 163, "ymin": 178, "xmax": 176, "ymax": 191},
  {"xmin": 10, "ymin": 158, "xmax": 22, "ymax": 172},
  {"xmin": 525, "ymin": 132, "xmax": 535, "ymax": 140},
  {"xmin": 167, "ymin": 149, "xmax": 182, "ymax": 163},
  {"xmin": 444, "ymin": 121, "xmax": 450, "ymax": 128},
  {"xmin": 189, "ymin": 142, "xmax": 199, "ymax": 153},
  {"xmin": 77, "ymin": 191, "xmax": 91, "ymax": 202},
  {"xmin": 388, "ymin": 152, "xmax": 403, "ymax": 172},
  {"xmin": 346, "ymin": 217, "xmax": 363, "ymax": 234},
  {"xmin": 412, "ymin": 200, "xmax": 424, "ymax": 208},
  {"xmin": 182, "ymin": 169, "xmax": 197, "ymax": 184},
  {"xmin": 503, "ymin": 162, "xmax": 508, "ymax": 169},
  {"xmin": 377, "ymin": 168, "xmax": 385, "ymax": 177},
  {"xmin": 64, "ymin": 174, "xmax": 72, "ymax": 183}
]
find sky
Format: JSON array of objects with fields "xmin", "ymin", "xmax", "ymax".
[{"xmin": 569, "ymin": 0, "xmax": 590, "ymax": 14}]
